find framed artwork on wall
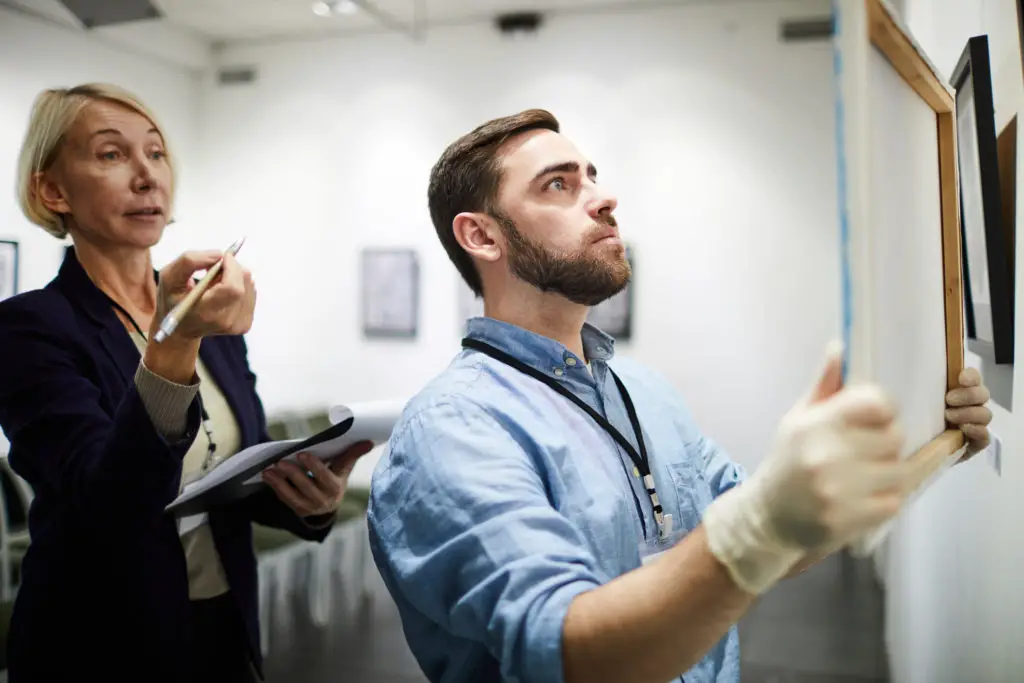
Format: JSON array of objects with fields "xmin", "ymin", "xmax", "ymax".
[
  {"xmin": 951, "ymin": 35, "xmax": 1014, "ymax": 365},
  {"xmin": 587, "ymin": 244, "xmax": 635, "ymax": 340},
  {"xmin": 0, "ymin": 241, "xmax": 19, "ymax": 303},
  {"xmin": 832, "ymin": 0, "xmax": 967, "ymax": 553},
  {"xmin": 360, "ymin": 248, "xmax": 419, "ymax": 339}
]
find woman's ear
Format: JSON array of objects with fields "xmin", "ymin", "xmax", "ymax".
[
  {"xmin": 453, "ymin": 213, "xmax": 501, "ymax": 264},
  {"xmin": 33, "ymin": 171, "xmax": 71, "ymax": 216}
]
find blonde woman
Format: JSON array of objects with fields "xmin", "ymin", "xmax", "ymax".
[{"xmin": 0, "ymin": 84, "xmax": 373, "ymax": 682}]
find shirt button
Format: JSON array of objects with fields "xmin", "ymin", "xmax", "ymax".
[
  {"xmin": 633, "ymin": 466, "xmax": 640, "ymax": 478},
  {"xmin": 553, "ymin": 367, "xmax": 564, "ymax": 377},
  {"xmin": 565, "ymin": 357, "xmax": 577, "ymax": 367}
]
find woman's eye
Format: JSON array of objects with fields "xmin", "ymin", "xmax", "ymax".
[
  {"xmin": 99, "ymin": 150, "xmax": 119, "ymax": 160},
  {"xmin": 548, "ymin": 178, "xmax": 566, "ymax": 191},
  {"xmin": 151, "ymin": 150, "xmax": 166, "ymax": 160}
]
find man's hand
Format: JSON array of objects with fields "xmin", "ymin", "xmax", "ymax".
[
  {"xmin": 945, "ymin": 367, "xmax": 993, "ymax": 461},
  {"xmin": 702, "ymin": 341, "xmax": 910, "ymax": 596}
]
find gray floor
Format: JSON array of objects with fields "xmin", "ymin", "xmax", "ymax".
[
  {"xmin": 739, "ymin": 551, "xmax": 890, "ymax": 683},
  {"xmin": 264, "ymin": 548, "xmax": 889, "ymax": 682}
]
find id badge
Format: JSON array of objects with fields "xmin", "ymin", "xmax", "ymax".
[
  {"xmin": 177, "ymin": 512, "xmax": 208, "ymax": 537},
  {"xmin": 638, "ymin": 514, "xmax": 686, "ymax": 566}
]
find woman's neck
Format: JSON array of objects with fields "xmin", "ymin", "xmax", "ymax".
[{"xmin": 72, "ymin": 238, "xmax": 157, "ymax": 326}]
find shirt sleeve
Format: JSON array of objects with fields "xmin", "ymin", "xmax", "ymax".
[
  {"xmin": 367, "ymin": 398, "xmax": 605, "ymax": 683},
  {"xmin": 696, "ymin": 434, "xmax": 747, "ymax": 497}
]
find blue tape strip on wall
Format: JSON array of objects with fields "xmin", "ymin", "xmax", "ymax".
[{"xmin": 831, "ymin": 0, "xmax": 852, "ymax": 384}]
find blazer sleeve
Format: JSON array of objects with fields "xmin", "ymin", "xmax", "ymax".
[
  {"xmin": 231, "ymin": 335, "xmax": 335, "ymax": 543},
  {"xmin": 0, "ymin": 296, "xmax": 202, "ymax": 538}
]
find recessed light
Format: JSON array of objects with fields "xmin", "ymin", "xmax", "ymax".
[{"xmin": 312, "ymin": 0, "xmax": 358, "ymax": 17}]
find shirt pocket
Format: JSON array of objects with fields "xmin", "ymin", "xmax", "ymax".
[{"xmin": 665, "ymin": 459, "xmax": 714, "ymax": 532}]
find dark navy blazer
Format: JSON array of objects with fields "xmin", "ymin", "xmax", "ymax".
[{"xmin": 0, "ymin": 248, "xmax": 330, "ymax": 681}]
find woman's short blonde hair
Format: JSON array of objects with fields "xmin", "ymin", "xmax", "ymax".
[{"xmin": 15, "ymin": 83, "xmax": 177, "ymax": 239}]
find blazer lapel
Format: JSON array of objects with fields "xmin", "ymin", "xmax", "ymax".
[
  {"xmin": 199, "ymin": 340, "xmax": 258, "ymax": 448},
  {"xmin": 55, "ymin": 248, "xmax": 142, "ymax": 384}
]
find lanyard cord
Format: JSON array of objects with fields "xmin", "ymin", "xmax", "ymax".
[
  {"xmin": 461, "ymin": 338, "xmax": 666, "ymax": 539},
  {"xmin": 106, "ymin": 298, "xmax": 219, "ymax": 475}
]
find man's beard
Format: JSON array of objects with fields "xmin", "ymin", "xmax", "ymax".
[{"xmin": 494, "ymin": 211, "xmax": 631, "ymax": 307}]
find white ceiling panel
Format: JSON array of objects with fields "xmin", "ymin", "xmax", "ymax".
[
  {"xmin": 153, "ymin": 0, "xmax": 695, "ymax": 43},
  {"xmin": 3, "ymin": 0, "xmax": 767, "ymax": 46}
]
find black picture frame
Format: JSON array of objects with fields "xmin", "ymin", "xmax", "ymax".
[
  {"xmin": 360, "ymin": 248, "xmax": 419, "ymax": 339},
  {"xmin": 952, "ymin": 35, "xmax": 1014, "ymax": 364},
  {"xmin": 586, "ymin": 244, "xmax": 635, "ymax": 341},
  {"xmin": 0, "ymin": 240, "xmax": 19, "ymax": 303}
]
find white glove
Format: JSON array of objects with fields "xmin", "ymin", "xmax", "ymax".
[{"xmin": 702, "ymin": 341, "xmax": 909, "ymax": 595}]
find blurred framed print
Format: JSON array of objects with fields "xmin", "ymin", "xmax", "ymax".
[{"xmin": 361, "ymin": 248, "xmax": 419, "ymax": 338}]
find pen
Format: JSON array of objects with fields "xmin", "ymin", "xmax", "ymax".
[{"xmin": 153, "ymin": 236, "xmax": 247, "ymax": 343}]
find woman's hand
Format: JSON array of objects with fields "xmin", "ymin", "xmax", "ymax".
[
  {"xmin": 261, "ymin": 441, "xmax": 375, "ymax": 518},
  {"xmin": 152, "ymin": 250, "xmax": 256, "ymax": 341},
  {"xmin": 143, "ymin": 250, "xmax": 256, "ymax": 384}
]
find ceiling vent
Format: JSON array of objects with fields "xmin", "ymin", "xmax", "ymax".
[
  {"xmin": 779, "ymin": 16, "xmax": 834, "ymax": 42},
  {"xmin": 495, "ymin": 11, "xmax": 544, "ymax": 35},
  {"xmin": 58, "ymin": 0, "xmax": 162, "ymax": 29},
  {"xmin": 217, "ymin": 66, "xmax": 259, "ymax": 86}
]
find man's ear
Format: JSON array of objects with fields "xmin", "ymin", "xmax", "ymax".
[
  {"xmin": 453, "ymin": 212, "xmax": 502, "ymax": 264},
  {"xmin": 33, "ymin": 171, "xmax": 71, "ymax": 216}
]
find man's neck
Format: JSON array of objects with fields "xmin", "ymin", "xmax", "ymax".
[
  {"xmin": 483, "ymin": 279, "xmax": 589, "ymax": 360},
  {"xmin": 72, "ymin": 236, "xmax": 157, "ymax": 322}
]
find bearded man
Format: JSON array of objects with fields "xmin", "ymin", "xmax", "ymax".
[{"xmin": 365, "ymin": 109, "xmax": 993, "ymax": 683}]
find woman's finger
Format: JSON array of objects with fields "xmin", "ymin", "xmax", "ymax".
[
  {"xmin": 301, "ymin": 454, "xmax": 342, "ymax": 499},
  {"xmin": 262, "ymin": 470, "xmax": 312, "ymax": 516},
  {"xmin": 274, "ymin": 460, "xmax": 326, "ymax": 505}
]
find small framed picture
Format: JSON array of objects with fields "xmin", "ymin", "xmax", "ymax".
[
  {"xmin": 0, "ymin": 241, "xmax": 19, "ymax": 303},
  {"xmin": 587, "ymin": 244, "xmax": 635, "ymax": 341},
  {"xmin": 952, "ymin": 36, "xmax": 1014, "ymax": 364},
  {"xmin": 360, "ymin": 248, "xmax": 419, "ymax": 339}
]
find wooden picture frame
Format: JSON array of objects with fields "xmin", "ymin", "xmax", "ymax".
[
  {"xmin": 833, "ymin": 0, "xmax": 965, "ymax": 504},
  {"xmin": 951, "ymin": 36, "xmax": 1014, "ymax": 365},
  {"xmin": 360, "ymin": 248, "xmax": 419, "ymax": 339}
]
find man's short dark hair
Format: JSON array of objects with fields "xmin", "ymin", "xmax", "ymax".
[{"xmin": 428, "ymin": 109, "xmax": 560, "ymax": 296}]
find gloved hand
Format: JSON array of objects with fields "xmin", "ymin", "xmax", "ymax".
[{"xmin": 702, "ymin": 341, "xmax": 909, "ymax": 595}]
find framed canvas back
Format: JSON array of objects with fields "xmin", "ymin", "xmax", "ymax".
[{"xmin": 833, "ymin": 0, "xmax": 966, "ymax": 525}]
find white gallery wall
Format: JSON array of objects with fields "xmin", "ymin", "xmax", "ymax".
[
  {"xmin": 196, "ymin": 0, "xmax": 840, "ymax": 486},
  {"xmin": 880, "ymin": 1, "xmax": 1024, "ymax": 682}
]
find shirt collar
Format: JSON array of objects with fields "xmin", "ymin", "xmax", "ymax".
[{"xmin": 464, "ymin": 316, "xmax": 616, "ymax": 375}]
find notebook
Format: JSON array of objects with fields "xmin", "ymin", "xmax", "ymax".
[{"xmin": 166, "ymin": 398, "xmax": 405, "ymax": 519}]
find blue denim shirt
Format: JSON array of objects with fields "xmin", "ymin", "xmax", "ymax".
[{"xmin": 368, "ymin": 317, "xmax": 747, "ymax": 683}]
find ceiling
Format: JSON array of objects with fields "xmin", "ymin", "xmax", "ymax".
[{"xmin": 1, "ymin": 0, "xmax": 702, "ymax": 45}]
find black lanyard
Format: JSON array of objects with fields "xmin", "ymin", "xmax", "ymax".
[
  {"xmin": 462, "ymin": 338, "xmax": 666, "ymax": 539},
  {"xmin": 105, "ymin": 296, "xmax": 218, "ymax": 471}
]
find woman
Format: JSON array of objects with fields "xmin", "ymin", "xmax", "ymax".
[{"xmin": 0, "ymin": 83, "xmax": 372, "ymax": 682}]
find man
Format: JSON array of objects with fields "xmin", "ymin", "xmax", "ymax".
[{"xmin": 367, "ymin": 109, "xmax": 993, "ymax": 683}]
